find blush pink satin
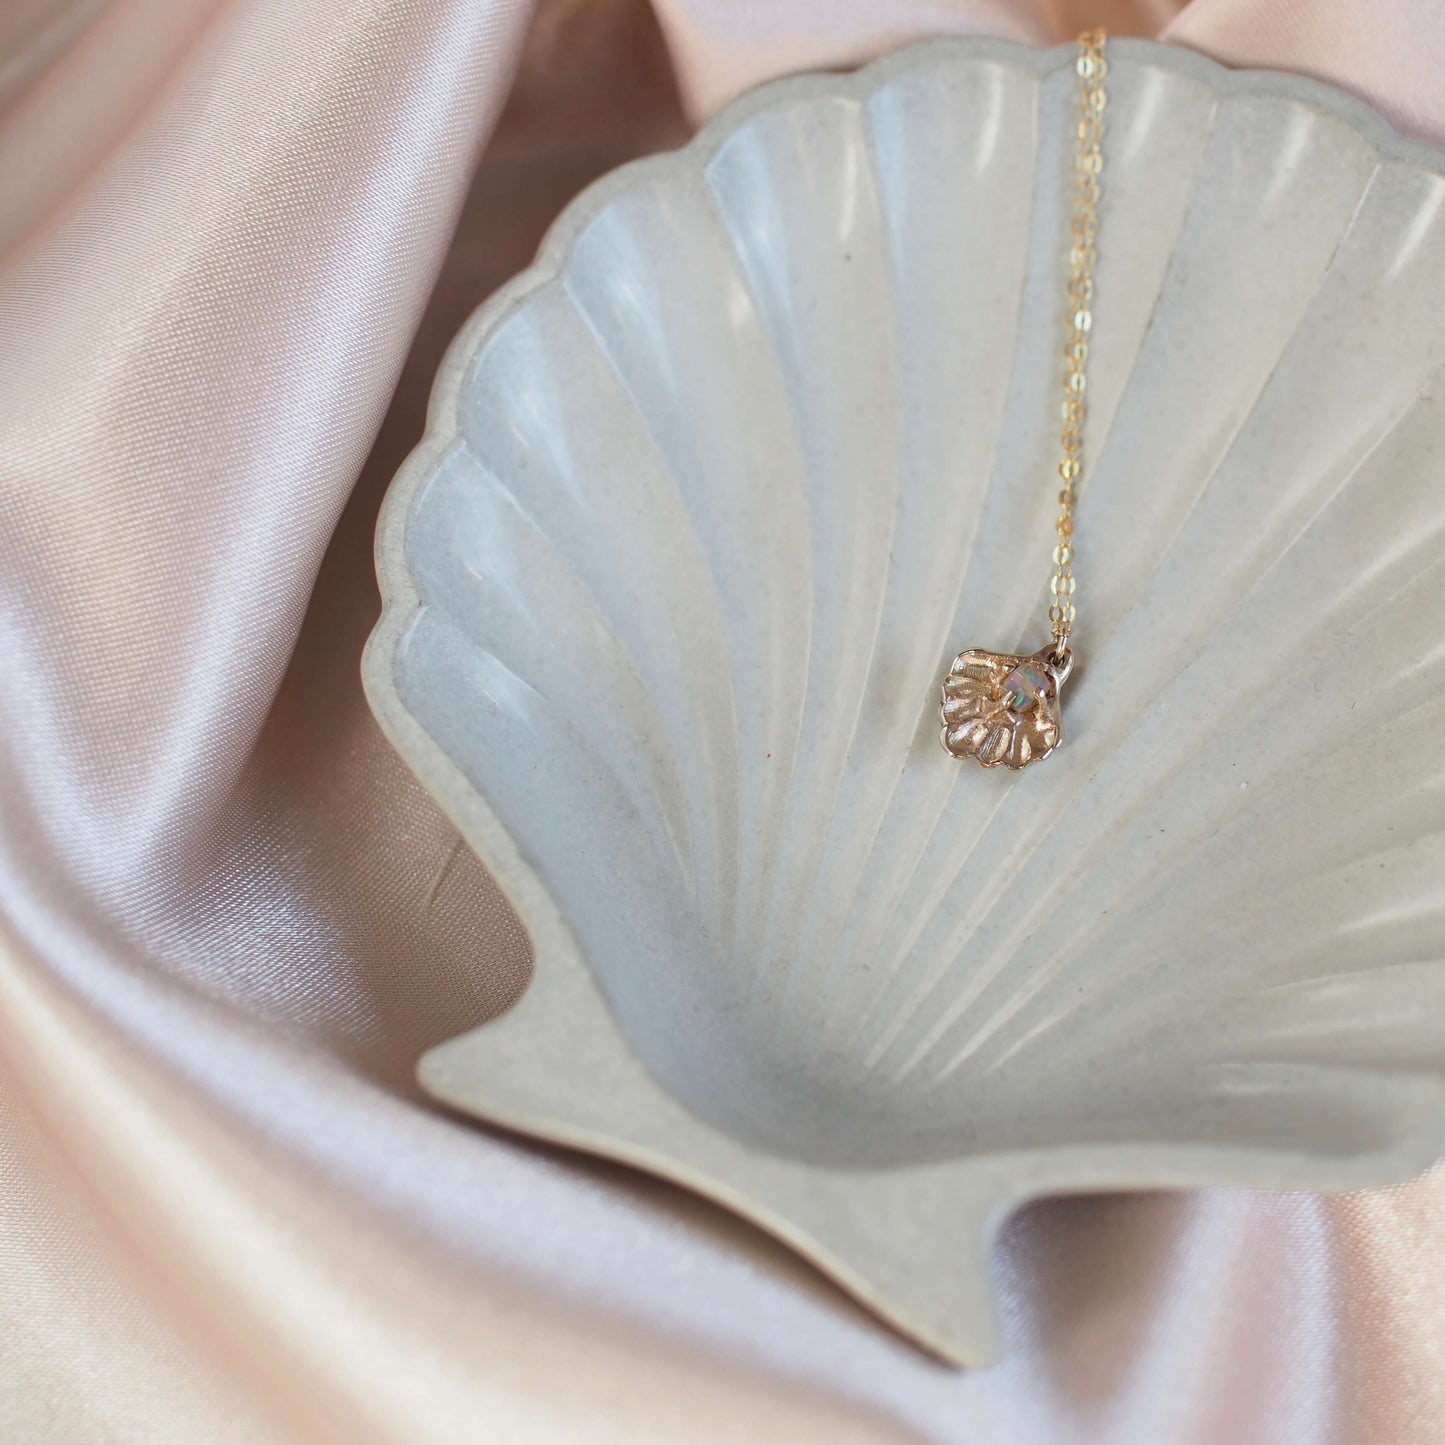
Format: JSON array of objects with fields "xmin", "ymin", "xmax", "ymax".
[{"xmin": 3, "ymin": 2, "xmax": 1444, "ymax": 1441}]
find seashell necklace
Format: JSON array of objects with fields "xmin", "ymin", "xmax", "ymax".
[{"xmin": 940, "ymin": 29, "xmax": 1107, "ymax": 770}]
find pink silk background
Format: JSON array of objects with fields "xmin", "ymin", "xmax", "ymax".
[{"xmin": 2, "ymin": 1, "xmax": 1444, "ymax": 1440}]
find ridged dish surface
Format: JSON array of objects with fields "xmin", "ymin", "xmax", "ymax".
[{"xmin": 363, "ymin": 37, "xmax": 1445, "ymax": 1364}]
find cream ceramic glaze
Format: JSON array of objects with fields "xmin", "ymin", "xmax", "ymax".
[{"xmin": 364, "ymin": 38, "xmax": 1445, "ymax": 1363}]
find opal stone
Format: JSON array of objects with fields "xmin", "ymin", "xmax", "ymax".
[{"xmin": 1001, "ymin": 661, "xmax": 1051, "ymax": 710}]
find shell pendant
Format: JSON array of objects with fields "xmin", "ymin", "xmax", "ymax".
[{"xmin": 939, "ymin": 646, "xmax": 1072, "ymax": 769}]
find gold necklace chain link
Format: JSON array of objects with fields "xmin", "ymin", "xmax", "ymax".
[{"xmin": 1050, "ymin": 28, "xmax": 1107, "ymax": 662}]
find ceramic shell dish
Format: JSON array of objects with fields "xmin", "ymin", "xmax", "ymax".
[{"xmin": 363, "ymin": 37, "xmax": 1445, "ymax": 1365}]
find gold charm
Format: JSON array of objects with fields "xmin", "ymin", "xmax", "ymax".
[{"xmin": 939, "ymin": 647, "xmax": 1072, "ymax": 770}]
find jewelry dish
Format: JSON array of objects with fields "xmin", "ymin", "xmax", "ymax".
[{"xmin": 363, "ymin": 37, "xmax": 1445, "ymax": 1365}]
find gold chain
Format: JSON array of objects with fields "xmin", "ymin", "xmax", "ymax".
[
  {"xmin": 938, "ymin": 32, "xmax": 1108, "ymax": 767},
  {"xmin": 1049, "ymin": 28, "xmax": 1107, "ymax": 661}
]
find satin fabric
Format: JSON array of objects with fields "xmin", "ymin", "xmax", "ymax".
[{"xmin": 2, "ymin": 2, "xmax": 1443, "ymax": 1440}]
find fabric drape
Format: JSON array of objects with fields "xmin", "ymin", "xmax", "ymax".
[{"xmin": 3, "ymin": 2, "xmax": 1443, "ymax": 1440}]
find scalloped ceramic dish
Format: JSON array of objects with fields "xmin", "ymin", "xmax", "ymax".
[{"xmin": 363, "ymin": 37, "xmax": 1445, "ymax": 1364}]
